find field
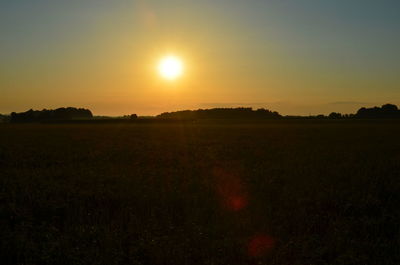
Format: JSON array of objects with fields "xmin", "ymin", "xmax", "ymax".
[{"xmin": 1, "ymin": 121, "xmax": 400, "ymax": 265}]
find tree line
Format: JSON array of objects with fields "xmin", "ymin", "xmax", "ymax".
[
  {"xmin": 157, "ymin": 104, "xmax": 400, "ymax": 120},
  {"xmin": 10, "ymin": 107, "xmax": 93, "ymax": 123},
  {"xmin": 322, "ymin": 104, "xmax": 400, "ymax": 119},
  {"xmin": 157, "ymin": 108, "xmax": 281, "ymax": 119},
  {"xmin": 355, "ymin": 104, "xmax": 400, "ymax": 118},
  {"xmin": 3, "ymin": 104, "xmax": 400, "ymax": 123}
]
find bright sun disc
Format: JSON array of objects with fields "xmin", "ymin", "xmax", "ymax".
[{"xmin": 158, "ymin": 56, "xmax": 183, "ymax": 80}]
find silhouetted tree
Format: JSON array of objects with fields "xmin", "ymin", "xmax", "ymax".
[
  {"xmin": 381, "ymin": 104, "xmax": 398, "ymax": 112},
  {"xmin": 329, "ymin": 112, "xmax": 342, "ymax": 119},
  {"xmin": 157, "ymin": 108, "xmax": 282, "ymax": 120},
  {"xmin": 356, "ymin": 104, "xmax": 400, "ymax": 118},
  {"xmin": 10, "ymin": 107, "xmax": 93, "ymax": 123}
]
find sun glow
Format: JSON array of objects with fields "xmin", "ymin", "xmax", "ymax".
[{"xmin": 158, "ymin": 55, "xmax": 184, "ymax": 80}]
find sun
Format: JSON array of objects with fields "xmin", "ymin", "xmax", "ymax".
[{"xmin": 158, "ymin": 55, "xmax": 184, "ymax": 80}]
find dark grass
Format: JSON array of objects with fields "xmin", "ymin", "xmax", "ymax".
[{"xmin": 1, "ymin": 121, "xmax": 400, "ymax": 265}]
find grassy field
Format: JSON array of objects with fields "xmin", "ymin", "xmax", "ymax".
[{"xmin": 1, "ymin": 121, "xmax": 400, "ymax": 265}]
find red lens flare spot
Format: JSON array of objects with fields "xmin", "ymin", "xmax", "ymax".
[
  {"xmin": 212, "ymin": 167, "xmax": 249, "ymax": 212},
  {"xmin": 227, "ymin": 196, "xmax": 248, "ymax": 211},
  {"xmin": 248, "ymin": 234, "xmax": 275, "ymax": 257}
]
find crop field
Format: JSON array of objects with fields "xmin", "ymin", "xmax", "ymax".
[{"xmin": 1, "ymin": 121, "xmax": 400, "ymax": 265}]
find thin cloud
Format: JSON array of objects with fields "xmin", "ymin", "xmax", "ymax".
[
  {"xmin": 328, "ymin": 101, "xmax": 373, "ymax": 105},
  {"xmin": 199, "ymin": 102, "xmax": 277, "ymax": 108}
]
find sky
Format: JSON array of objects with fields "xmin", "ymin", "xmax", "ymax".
[{"xmin": 1, "ymin": 0, "xmax": 399, "ymax": 116}]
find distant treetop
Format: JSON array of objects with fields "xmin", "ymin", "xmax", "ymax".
[
  {"xmin": 10, "ymin": 107, "xmax": 93, "ymax": 123},
  {"xmin": 355, "ymin": 104, "xmax": 400, "ymax": 119},
  {"xmin": 157, "ymin": 107, "xmax": 281, "ymax": 120}
]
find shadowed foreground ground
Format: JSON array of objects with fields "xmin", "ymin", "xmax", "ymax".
[{"xmin": 1, "ymin": 121, "xmax": 399, "ymax": 265}]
